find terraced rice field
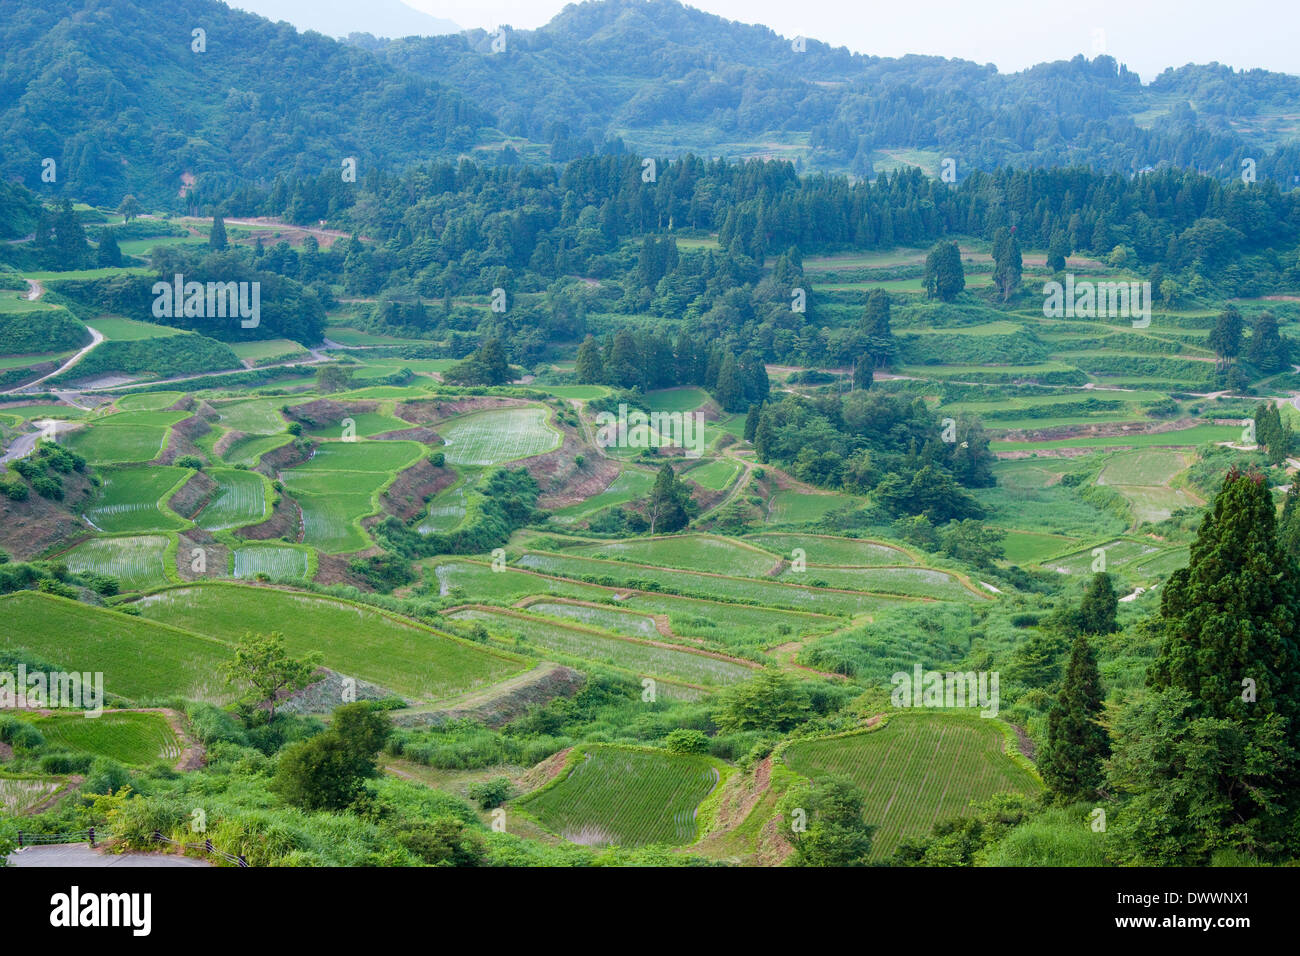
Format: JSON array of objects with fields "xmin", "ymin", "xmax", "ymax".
[
  {"xmin": 137, "ymin": 585, "xmax": 523, "ymax": 701},
  {"xmin": 31, "ymin": 711, "xmax": 180, "ymax": 766},
  {"xmin": 63, "ymin": 534, "xmax": 171, "ymax": 590},
  {"xmin": 549, "ymin": 468, "xmax": 655, "ymax": 523},
  {"xmin": 85, "ymin": 466, "xmax": 190, "ymax": 533},
  {"xmin": 280, "ymin": 441, "xmax": 423, "ymax": 552},
  {"xmin": 307, "ymin": 412, "xmax": 410, "ymax": 439},
  {"xmin": 685, "ymin": 458, "xmax": 742, "ymax": 490},
  {"xmin": 439, "ymin": 407, "xmax": 560, "ymax": 466},
  {"xmin": 0, "ymin": 777, "xmax": 64, "ymax": 815},
  {"xmin": 221, "ymin": 433, "xmax": 292, "ymax": 467},
  {"xmin": 518, "ymin": 746, "xmax": 722, "ymax": 846},
  {"xmin": 232, "ymin": 544, "xmax": 311, "ymax": 581},
  {"xmin": 0, "ymin": 592, "xmax": 233, "ymax": 702},
  {"xmin": 1097, "ymin": 449, "xmax": 1199, "ymax": 524},
  {"xmin": 214, "ymin": 399, "xmax": 289, "ymax": 434},
  {"xmin": 569, "ymin": 535, "xmax": 779, "ymax": 577},
  {"xmin": 515, "ymin": 551, "xmax": 906, "ymax": 615},
  {"xmin": 65, "ymin": 422, "xmax": 169, "ymax": 464},
  {"xmin": 417, "ymin": 483, "xmax": 467, "ymax": 534},
  {"xmin": 116, "ymin": 391, "xmax": 185, "ymax": 411},
  {"xmin": 196, "ymin": 469, "xmax": 269, "ymax": 530},
  {"xmin": 767, "ymin": 489, "xmax": 857, "ymax": 523},
  {"xmin": 780, "ymin": 565, "xmax": 980, "ymax": 601},
  {"xmin": 449, "ymin": 608, "xmax": 758, "ymax": 686},
  {"xmin": 525, "ymin": 602, "xmax": 661, "ymax": 639},
  {"xmin": 996, "ymin": 529, "xmax": 1083, "ymax": 565},
  {"xmin": 1043, "ymin": 538, "xmax": 1164, "ymax": 575},
  {"xmin": 784, "ymin": 713, "xmax": 1041, "ymax": 859},
  {"xmin": 746, "ymin": 534, "xmax": 914, "ymax": 566}
]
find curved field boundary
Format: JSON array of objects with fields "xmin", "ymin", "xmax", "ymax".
[
  {"xmin": 781, "ymin": 712, "xmax": 1041, "ymax": 859},
  {"xmin": 446, "ymin": 603, "xmax": 762, "ymax": 672},
  {"xmin": 133, "ymin": 580, "xmax": 529, "ymax": 664},
  {"xmin": 58, "ymin": 532, "xmax": 182, "ymax": 590},
  {"xmin": 515, "ymin": 549, "xmax": 941, "ymax": 613},
  {"xmin": 515, "ymin": 595, "xmax": 677, "ymax": 640},
  {"xmin": 744, "ymin": 532, "xmax": 922, "ymax": 566},
  {"xmin": 438, "ymin": 405, "xmax": 563, "ymax": 467},
  {"xmin": 442, "ymin": 557, "xmax": 840, "ymax": 624},
  {"xmin": 444, "ymin": 606, "xmax": 759, "ymax": 686},
  {"xmin": 513, "ymin": 744, "xmax": 731, "ymax": 847},
  {"xmin": 275, "ymin": 440, "xmax": 429, "ymax": 553}
]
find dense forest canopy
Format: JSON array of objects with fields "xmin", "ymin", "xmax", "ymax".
[{"xmin": 3, "ymin": 0, "xmax": 1300, "ymax": 208}]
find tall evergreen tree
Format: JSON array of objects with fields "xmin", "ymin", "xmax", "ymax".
[
  {"xmin": 992, "ymin": 227, "xmax": 1022, "ymax": 302},
  {"xmin": 1247, "ymin": 312, "xmax": 1288, "ymax": 373},
  {"xmin": 1208, "ymin": 305, "xmax": 1244, "ymax": 370},
  {"xmin": 210, "ymin": 213, "xmax": 228, "ymax": 250},
  {"xmin": 1042, "ymin": 634, "xmax": 1110, "ymax": 802},
  {"xmin": 743, "ymin": 404, "xmax": 761, "ymax": 442},
  {"xmin": 861, "ymin": 289, "xmax": 895, "ymax": 367},
  {"xmin": 923, "ymin": 240, "xmax": 964, "ymax": 302},
  {"xmin": 1077, "ymin": 572, "xmax": 1120, "ymax": 636},
  {"xmin": 645, "ymin": 463, "xmax": 691, "ymax": 535},
  {"xmin": 1151, "ymin": 467, "xmax": 1300, "ymax": 737},
  {"xmin": 574, "ymin": 334, "xmax": 604, "ymax": 384}
]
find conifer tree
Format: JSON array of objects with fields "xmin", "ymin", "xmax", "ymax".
[
  {"xmin": 1151, "ymin": 468, "xmax": 1300, "ymax": 731},
  {"xmin": 210, "ymin": 213, "xmax": 228, "ymax": 250},
  {"xmin": 1042, "ymin": 634, "xmax": 1110, "ymax": 802}
]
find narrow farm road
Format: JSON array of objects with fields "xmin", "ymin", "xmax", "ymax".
[{"xmin": 4, "ymin": 326, "xmax": 106, "ymax": 395}]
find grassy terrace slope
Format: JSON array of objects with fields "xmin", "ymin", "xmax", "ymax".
[
  {"xmin": 448, "ymin": 607, "xmax": 758, "ymax": 687},
  {"xmin": 515, "ymin": 550, "xmax": 930, "ymax": 614},
  {"xmin": 31, "ymin": 711, "xmax": 180, "ymax": 766},
  {"xmin": 784, "ymin": 713, "xmax": 1041, "ymax": 860},
  {"xmin": 0, "ymin": 592, "xmax": 232, "ymax": 702},
  {"xmin": 517, "ymin": 745, "xmax": 724, "ymax": 847},
  {"xmin": 278, "ymin": 440, "xmax": 425, "ymax": 552},
  {"xmin": 135, "ymin": 584, "xmax": 526, "ymax": 701}
]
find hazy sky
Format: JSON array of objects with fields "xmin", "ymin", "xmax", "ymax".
[{"xmin": 407, "ymin": 0, "xmax": 1298, "ymax": 81}]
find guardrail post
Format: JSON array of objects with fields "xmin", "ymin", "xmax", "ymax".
[
  {"xmin": 16, "ymin": 832, "xmax": 22, "ymax": 849},
  {"xmin": 88, "ymin": 827, "xmax": 95, "ymax": 848},
  {"xmin": 238, "ymin": 855, "xmax": 247, "ymax": 867},
  {"xmin": 205, "ymin": 839, "xmax": 213, "ymax": 854}
]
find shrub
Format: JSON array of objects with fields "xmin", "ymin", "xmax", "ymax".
[
  {"xmin": 663, "ymin": 728, "xmax": 710, "ymax": 755},
  {"xmin": 467, "ymin": 776, "xmax": 513, "ymax": 809}
]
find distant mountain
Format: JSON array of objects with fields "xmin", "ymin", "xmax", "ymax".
[
  {"xmin": 230, "ymin": 0, "xmax": 459, "ymax": 39},
  {"xmin": 373, "ymin": 0, "xmax": 1300, "ymax": 181},
  {"xmin": 2, "ymin": 0, "xmax": 1298, "ymax": 211},
  {"xmin": 0, "ymin": 0, "xmax": 486, "ymax": 206}
]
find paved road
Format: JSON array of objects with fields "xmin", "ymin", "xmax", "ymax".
[
  {"xmin": 0, "ymin": 420, "xmax": 85, "ymax": 466},
  {"xmin": 6, "ymin": 844, "xmax": 212, "ymax": 867}
]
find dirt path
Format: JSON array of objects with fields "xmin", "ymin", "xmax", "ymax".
[{"xmin": 25, "ymin": 279, "xmax": 43, "ymax": 301}]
